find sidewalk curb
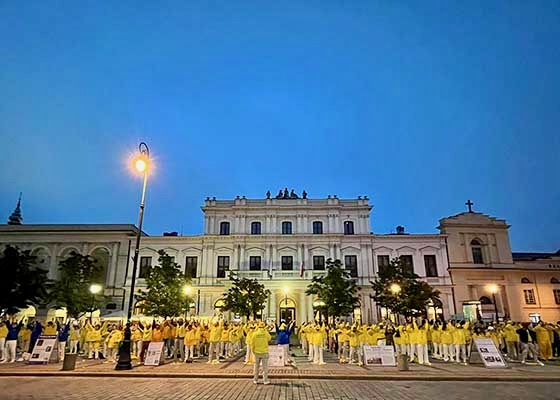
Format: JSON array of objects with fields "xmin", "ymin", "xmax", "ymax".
[{"xmin": 1, "ymin": 372, "xmax": 559, "ymax": 382}]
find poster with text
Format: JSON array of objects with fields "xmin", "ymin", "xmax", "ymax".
[
  {"xmin": 363, "ymin": 345, "xmax": 396, "ymax": 366},
  {"xmin": 268, "ymin": 345, "xmax": 285, "ymax": 367},
  {"xmin": 29, "ymin": 335, "xmax": 58, "ymax": 364},
  {"xmin": 474, "ymin": 338, "xmax": 507, "ymax": 368},
  {"xmin": 144, "ymin": 342, "xmax": 165, "ymax": 366}
]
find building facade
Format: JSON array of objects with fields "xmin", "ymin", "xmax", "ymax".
[{"xmin": 1, "ymin": 192, "xmax": 557, "ymax": 323}]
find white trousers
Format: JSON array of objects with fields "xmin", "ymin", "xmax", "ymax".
[
  {"xmin": 312, "ymin": 344, "xmax": 324, "ymax": 364},
  {"xmin": 454, "ymin": 344, "xmax": 467, "ymax": 363},
  {"xmin": 349, "ymin": 345, "xmax": 361, "ymax": 363},
  {"xmin": 245, "ymin": 344, "xmax": 253, "ymax": 362},
  {"xmin": 308, "ymin": 342, "xmax": 315, "ymax": 361},
  {"xmin": 185, "ymin": 345, "xmax": 195, "ymax": 361},
  {"xmin": 208, "ymin": 342, "xmax": 218, "ymax": 362},
  {"xmin": 69, "ymin": 340, "xmax": 79, "ymax": 354},
  {"xmin": 415, "ymin": 344, "xmax": 429, "ymax": 364},
  {"xmin": 5, "ymin": 340, "xmax": 17, "ymax": 362},
  {"xmin": 58, "ymin": 341, "xmax": 66, "ymax": 361},
  {"xmin": 442, "ymin": 344, "xmax": 455, "ymax": 361},
  {"xmin": 253, "ymin": 353, "xmax": 269, "ymax": 382}
]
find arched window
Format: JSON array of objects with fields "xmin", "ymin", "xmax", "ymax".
[
  {"xmin": 344, "ymin": 221, "xmax": 355, "ymax": 235},
  {"xmin": 219, "ymin": 221, "xmax": 230, "ymax": 235},
  {"xmin": 312, "ymin": 221, "xmax": 323, "ymax": 234},
  {"xmin": 479, "ymin": 296, "xmax": 493, "ymax": 305},
  {"xmin": 551, "ymin": 277, "xmax": 560, "ymax": 284},
  {"xmin": 471, "ymin": 239, "xmax": 484, "ymax": 264},
  {"xmin": 251, "ymin": 221, "xmax": 261, "ymax": 235},
  {"xmin": 281, "ymin": 221, "xmax": 292, "ymax": 234},
  {"xmin": 521, "ymin": 277, "xmax": 532, "ymax": 284}
]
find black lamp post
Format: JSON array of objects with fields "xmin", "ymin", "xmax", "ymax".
[{"xmin": 116, "ymin": 142, "xmax": 149, "ymax": 370}]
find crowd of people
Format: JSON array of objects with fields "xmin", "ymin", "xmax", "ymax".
[{"xmin": 1, "ymin": 316, "xmax": 559, "ymax": 371}]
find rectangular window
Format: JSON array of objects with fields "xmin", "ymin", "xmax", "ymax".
[
  {"xmin": 249, "ymin": 256, "xmax": 261, "ymax": 271},
  {"xmin": 344, "ymin": 255, "xmax": 358, "ymax": 278},
  {"xmin": 217, "ymin": 256, "xmax": 230, "ymax": 278},
  {"xmin": 312, "ymin": 221, "xmax": 323, "ymax": 234},
  {"xmin": 251, "ymin": 222, "xmax": 261, "ymax": 235},
  {"xmin": 139, "ymin": 256, "xmax": 152, "ymax": 279},
  {"xmin": 400, "ymin": 255, "xmax": 414, "ymax": 275},
  {"xmin": 185, "ymin": 256, "xmax": 197, "ymax": 278},
  {"xmin": 424, "ymin": 255, "xmax": 438, "ymax": 277},
  {"xmin": 281, "ymin": 256, "xmax": 293, "ymax": 271},
  {"xmin": 377, "ymin": 255, "xmax": 390, "ymax": 274},
  {"xmin": 472, "ymin": 247, "xmax": 484, "ymax": 264},
  {"xmin": 344, "ymin": 221, "xmax": 355, "ymax": 235},
  {"xmin": 553, "ymin": 289, "xmax": 560, "ymax": 305},
  {"xmin": 313, "ymin": 256, "xmax": 325, "ymax": 270},
  {"xmin": 220, "ymin": 222, "xmax": 230, "ymax": 235},
  {"xmin": 523, "ymin": 289, "xmax": 536, "ymax": 305},
  {"xmin": 282, "ymin": 222, "xmax": 292, "ymax": 234}
]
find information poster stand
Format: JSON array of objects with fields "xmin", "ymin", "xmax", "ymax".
[
  {"xmin": 144, "ymin": 342, "xmax": 165, "ymax": 366},
  {"xmin": 469, "ymin": 338, "xmax": 508, "ymax": 368},
  {"xmin": 363, "ymin": 345, "xmax": 396, "ymax": 366},
  {"xmin": 268, "ymin": 345, "xmax": 286, "ymax": 367},
  {"xmin": 29, "ymin": 335, "xmax": 59, "ymax": 364}
]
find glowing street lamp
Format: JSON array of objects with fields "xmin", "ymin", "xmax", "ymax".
[
  {"xmin": 183, "ymin": 285, "xmax": 193, "ymax": 296},
  {"xmin": 487, "ymin": 284, "xmax": 500, "ymax": 322},
  {"xmin": 89, "ymin": 284, "xmax": 102, "ymax": 295},
  {"xmin": 390, "ymin": 283, "xmax": 401, "ymax": 295},
  {"xmin": 117, "ymin": 142, "xmax": 150, "ymax": 371}
]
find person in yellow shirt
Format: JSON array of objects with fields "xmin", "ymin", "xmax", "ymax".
[
  {"xmin": 298, "ymin": 323, "xmax": 309, "ymax": 356},
  {"xmin": 336, "ymin": 323, "xmax": 350, "ymax": 363},
  {"xmin": 43, "ymin": 321, "xmax": 57, "ymax": 335},
  {"xmin": 219, "ymin": 323, "xmax": 230, "ymax": 360},
  {"xmin": 309, "ymin": 322, "xmax": 327, "ymax": 365},
  {"xmin": 502, "ymin": 321, "xmax": 520, "ymax": 361},
  {"xmin": 452, "ymin": 321, "xmax": 469, "ymax": 364},
  {"xmin": 131, "ymin": 322, "xmax": 143, "ymax": 359},
  {"xmin": 534, "ymin": 321, "xmax": 553, "ymax": 361},
  {"xmin": 162, "ymin": 320, "xmax": 174, "ymax": 359},
  {"xmin": 244, "ymin": 323, "xmax": 256, "ymax": 364},
  {"xmin": 0, "ymin": 321, "xmax": 8, "ymax": 362},
  {"xmin": 440, "ymin": 322, "xmax": 454, "ymax": 362},
  {"xmin": 18, "ymin": 324, "xmax": 32, "ymax": 356},
  {"xmin": 84, "ymin": 320, "xmax": 105, "ymax": 359},
  {"xmin": 69, "ymin": 323, "xmax": 80, "ymax": 354},
  {"xmin": 348, "ymin": 324, "xmax": 363, "ymax": 364},
  {"xmin": 174, "ymin": 319, "xmax": 186, "ymax": 362},
  {"xmin": 413, "ymin": 319, "xmax": 431, "ymax": 365},
  {"xmin": 250, "ymin": 321, "xmax": 271, "ymax": 385},
  {"xmin": 184, "ymin": 324, "xmax": 198, "ymax": 363},
  {"xmin": 430, "ymin": 322, "xmax": 441, "ymax": 359},
  {"xmin": 105, "ymin": 325, "xmax": 123, "ymax": 362},
  {"xmin": 229, "ymin": 323, "xmax": 242, "ymax": 357},
  {"xmin": 139, "ymin": 320, "xmax": 153, "ymax": 362},
  {"xmin": 207, "ymin": 319, "xmax": 223, "ymax": 364}
]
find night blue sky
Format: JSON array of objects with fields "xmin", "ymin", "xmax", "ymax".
[{"xmin": 1, "ymin": 1, "xmax": 559, "ymax": 251}]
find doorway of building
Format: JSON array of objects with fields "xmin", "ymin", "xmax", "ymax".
[{"xmin": 279, "ymin": 298, "xmax": 296, "ymax": 324}]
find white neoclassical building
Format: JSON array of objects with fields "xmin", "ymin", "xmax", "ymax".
[{"xmin": 0, "ymin": 191, "xmax": 455, "ymax": 324}]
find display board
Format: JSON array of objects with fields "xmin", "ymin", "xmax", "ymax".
[
  {"xmin": 29, "ymin": 335, "xmax": 58, "ymax": 364},
  {"xmin": 471, "ymin": 338, "xmax": 507, "ymax": 368},
  {"xmin": 363, "ymin": 345, "xmax": 396, "ymax": 366},
  {"xmin": 144, "ymin": 342, "xmax": 165, "ymax": 366},
  {"xmin": 267, "ymin": 345, "xmax": 286, "ymax": 367}
]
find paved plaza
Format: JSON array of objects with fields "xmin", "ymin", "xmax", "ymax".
[
  {"xmin": 1, "ymin": 377, "xmax": 560, "ymax": 400},
  {"xmin": 0, "ymin": 350, "xmax": 558, "ymax": 382}
]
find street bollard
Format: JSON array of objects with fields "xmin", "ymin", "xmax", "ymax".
[
  {"xmin": 397, "ymin": 354, "xmax": 409, "ymax": 371},
  {"xmin": 61, "ymin": 353, "xmax": 78, "ymax": 371}
]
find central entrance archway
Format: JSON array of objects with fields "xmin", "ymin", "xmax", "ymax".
[{"xmin": 279, "ymin": 298, "xmax": 296, "ymax": 324}]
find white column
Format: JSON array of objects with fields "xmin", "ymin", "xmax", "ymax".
[
  {"xmin": 303, "ymin": 215, "xmax": 309, "ymax": 234},
  {"xmin": 329, "ymin": 245, "xmax": 335, "ymax": 260},
  {"xmin": 239, "ymin": 245, "xmax": 245, "ymax": 270},
  {"xmin": 297, "ymin": 244, "xmax": 302, "ymax": 269},
  {"xmin": 299, "ymin": 291, "xmax": 307, "ymax": 325},
  {"xmin": 327, "ymin": 215, "xmax": 333, "ymax": 233},
  {"xmin": 269, "ymin": 291, "xmax": 276, "ymax": 321},
  {"xmin": 335, "ymin": 214, "xmax": 341, "ymax": 234},
  {"xmin": 232, "ymin": 245, "xmax": 238, "ymax": 271},
  {"xmin": 272, "ymin": 245, "xmax": 278, "ymax": 271},
  {"xmin": 204, "ymin": 216, "xmax": 209, "ymax": 234},
  {"xmin": 307, "ymin": 295, "xmax": 314, "ymax": 322},
  {"xmin": 265, "ymin": 245, "xmax": 271, "ymax": 271},
  {"xmin": 272, "ymin": 216, "xmax": 278, "ymax": 234}
]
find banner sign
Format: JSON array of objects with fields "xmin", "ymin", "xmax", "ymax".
[
  {"xmin": 144, "ymin": 342, "xmax": 165, "ymax": 366},
  {"xmin": 472, "ymin": 338, "xmax": 507, "ymax": 368},
  {"xmin": 363, "ymin": 345, "xmax": 396, "ymax": 366},
  {"xmin": 29, "ymin": 335, "xmax": 58, "ymax": 365},
  {"xmin": 267, "ymin": 345, "xmax": 286, "ymax": 367}
]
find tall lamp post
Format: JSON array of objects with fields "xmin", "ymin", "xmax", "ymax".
[
  {"xmin": 487, "ymin": 284, "xmax": 500, "ymax": 322},
  {"xmin": 116, "ymin": 142, "xmax": 150, "ymax": 370},
  {"xmin": 390, "ymin": 283, "xmax": 401, "ymax": 323}
]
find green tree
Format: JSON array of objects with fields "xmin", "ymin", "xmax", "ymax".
[
  {"xmin": 221, "ymin": 276, "xmax": 271, "ymax": 319},
  {"xmin": 0, "ymin": 245, "xmax": 50, "ymax": 315},
  {"xmin": 135, "ymin": 250, "xmax": 192, "ymax": 318},
  {"xmin": 49, "ymin": 251, "xmax": 104, "ymax": 319},
  {"xmin": 371, "ymin": 257, "xmax": 440, "ymax": 318},
  {"xmin": 306, "ymin": 258, "xmax": 360, "ymax": 319}
]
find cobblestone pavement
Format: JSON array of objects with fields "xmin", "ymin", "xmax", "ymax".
[{"xmin": 1, "ymin": 377, "xmax": 559, "ymax": 400}]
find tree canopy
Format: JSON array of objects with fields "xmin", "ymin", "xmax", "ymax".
[
  {"xmin": 49, "ymin": 251, "xmax": 104, "ymax": 318},
  {"xmin": 220, "ymin": 276, "xmax": 270, "ymax": 319},
  {"xmin": 135, "ymin": 250, "xmax": 192, "ymax": 318},
  {"xmin": 371, "ymin": 256, "xmax": 440, "ymax": 318},
  {"xmin": 0, "ymin": 245, "xmax": 50, "ymax": 315},
  {"xmin": 305, "ymin": 258, "xmax": 360, "ymax": 319}
]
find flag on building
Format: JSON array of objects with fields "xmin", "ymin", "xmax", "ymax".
[{"xmin": 300, "ymin": 261, "xmax": 305, "ymax": 278}]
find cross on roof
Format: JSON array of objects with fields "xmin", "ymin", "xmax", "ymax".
[{"xmin": 465, "ymin": 199, "xmax": 474, "ymax": 213}]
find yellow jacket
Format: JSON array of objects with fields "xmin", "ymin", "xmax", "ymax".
[
  {"xmin": 106, "ymin": 330, "xmax": 123, "ymax": 348},
  {"xmin": 152, "ymin": 327, "xmax": 163, "ymax": 342},
  {"xmin": 142, "ymin": 326, "xmax": 153, "ymax": 342},
  {"xmin": 413, "ymin": 321, "xmax": 429, "ymax": 345},
  {"xmin": 85, "ymin": 324, "xmax": 103, "ymax": 342},
  {"xmin": 43, "ymin": 325, "xmax": 57, "ymax": 335},
  {"xmin": 208, "ymin": 322, "xmax": 223, "ymax": 343},
  {"xmin": 175, "ymin": 325, "xmax": 186, "ymax": 338},
  {"xmin": 440, "ymin": 325, "xmax": 453, "ymax": 345},
  {"xmin": 19, "ymin": 327, "xmax": 32, "ymax": 341},
  {"xmin": 69, "ymin": 328, "xmax": 80, "ymax": 341},
  {"xmin": 184, "ymin": 328, "xmax": 199, "ymax": 346},
  {"xmin": 131, "ymin": 328, "xmax": 142, "ymax": 341},
  {"xmin": 503, "ymin": 324, "xmax": 519, "ymax": 342},
  {"xmin": 0, "ymin": 325, "xmax": 8, "ymax": 338},
  {"xmin": 249, "ymin": 327, "xmax": 271, "ymax": 354},
  {"xmin": 309, "ymin": 326, "xmax": 327, "ymax": 346},
  {"xmin": 534, "ymin": 325, "xmax": 552, "ymax": 344}
]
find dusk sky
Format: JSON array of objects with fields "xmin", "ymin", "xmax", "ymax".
[{"xmin": 1, "ymin": 1, "xmax": 558, "ymax": 252}]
